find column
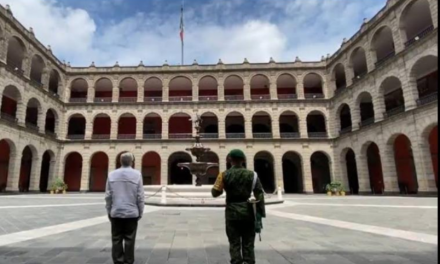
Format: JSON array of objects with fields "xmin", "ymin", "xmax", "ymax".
[
  {"xmin": 112, "ymin": 87, "xmax": 119, "ymax": 103},
  {"xmin": 41, "ymin": 70, "xmax": 50, "ymax": 91},
  {"xmin": 381, "ymin": 146, "xmax": 399, "ymax": 193},
  {"xmin": 245, "ymin": 120, "xmax": 253, "ymax": 139},
  {"xmin": 163, "ymin": 80, "xmax": 169, "ymax": 102},
  {"xmin": 373, "ymin": 94, "xmax": 385, "ymax": 122},
  {"xmin": 23, "ymin": 56, "xmax": 31, "ymax": 79},
  {"xmin": 366, "ymin": 48, "xmax": 375, "ymax": 73},
  {"xmin": 7, "ymin": 152, "xmax": 20, "ymax": 191},
  {"xmin": 218, "ymin": 79, "xmax": 225, "ymax": 101},
  {"xmin": 346, "ymin": 64, "xmax": 355, "ymax": 87},
  {"xmin": 429, "ymin": 0, "xmax": 438, "ymax": 30},
  {"xmin": 270, "ymin": 81, "xmax": 278, "ymax": 100},
  {"xmin": 273, "ymin": 150, "xmax": 284, "ymax": 191},
  {"xmin": 271, "ymin": 119, "xmax": 280, "ymax": 139},
  {"xmin": 133, "ymin": 151, "xmax": 143, "ymax": 172},
  {"xmin": 29, "ymin": 156, "xmax": 42, "ymax": 191},
  {"xmin": 136, "ymin": 120, "xmax": 143, "ymax": 140},
  {"xmin": 352, "ymin": 103, "xmax": 361, "ymax": 131},
  {"xmin": 333, "ymin": 152, "xmax": 347, "ymax": 187},
  {"xmin": 219, "ymin": 149, "xmax": 228, "ymax": 173},
  {"xmin": 80, "ymin": 152, "xmax": 91, "ymax": 192},
  {"xmin": 299, "ymin": 111, "xmax": 308, "ymax": 139},
  {"xmin": 0, "ymin": 90, "xmax": 3, "ymax": 112},
  {"xmin": 401, "ymin": 76, "xmax": 418, "ymax": 111},
  {"xmin": 296, "ymin": 81, "xmax": 305, "ymax": 99},
  {"xmin": 137, "ymin": 81, "xmax": 144, "ymax": 103},
  {"xmin": 38, "ymin": 108, "xmax": 46, "ymax": 134},
  {"xmin": 193, "ymin": 82, "xmax": 199, "ymax": 102},
  {"xmin": 357, "ymin": 152, "xmax": 372, "ymax": 193},
  {"xmin": 302, "ymin": 151, "xmax": 314, "ymax": 193},
  {"xmin": 85, "ymin": 121, "xmax": 92, "ymax": 140},
  {"xmin": 244, "ymin": 81, "xmax": 251, "ymax": 101},
  {"xmin": 391, "ymin": 17, "xmax": 405, "ymax": 53},
  {"xmin": 218, "ymin": 120, "xmax": 226, "ymax": 139},
  {"xmin": 110, "ymin": 121, "xmax": 118, "ymax": 140},
  {"xmin": 87, "ymin": 87, "xmax": 94, "ymax": 103},
  {"xmin": 412, "ymin": 140, "xmax": 437, "ymax": 192},
  {"xmin": 162, "ymin": 121, "xmax": 169, "ymax": 140},
  {"xmin": 108, "ymin": 151, "xmax": 118, "ymax": 172},
  {"xmin": 160, "ymin": 150, "xmax": 169, "ymax": 185},
  {"xmin": 17, "ymin": 100, "xmax": 26, "ymax": 126}
]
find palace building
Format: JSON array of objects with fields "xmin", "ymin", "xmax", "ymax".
[{"xmin": 0, "ymin": 0, "xmax": 438, "ymax": 194}]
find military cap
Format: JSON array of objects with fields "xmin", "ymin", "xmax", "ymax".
[{"xmin": 228, "ymin": 149, "xmax": 246, "ymax": 160}]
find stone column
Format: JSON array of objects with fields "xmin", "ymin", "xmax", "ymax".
[
  {"xmin": 374, "ymin": 93, "xmax": 386, "ymax": 122},
  {"xmin": 245, "ymin": 120, "xmax": 253, "ymax": 139},
  {"xmin": 412, "ymin": 139, "xmax": 437, "ymax": 192},
  {"xmin": 87, "ymin": 87, "xmax": 94, "ymax": 103},
  {"xmin": 7, "ymin": 152, "xmax": 20, "ymax": 192},
  {"xmin": 270, "ymin": 81, "xmax": 278, "ymax": 100},
  {"xmin": 357, "ymin": 152, "xmax": 372, "ymax": 193},
  {"xmin": 382, "ymin": 146, "xmax": 400, "ymax": 193},
  {"xmin": 163, "ymin": 79, "xmax": 169, "ymax": 102},
  {"xmin": 23, "ymin": 56, "xmax": 31, "ymax": 80},
  {"xmin": 80, "ymin": 151, "xmax": 91, "ymax": 192},
  {"xmin": 137, "ymin": 81, "xmax": 144, "ymax": 103},
  {"xmin": 352, "ymin": 103, "xmax": 361, "ymax": 131},
  {"xmin": 218, "ymin": 120, "xmax": 226, "ymax": 139},
  {"xmin": 429, "ymin": 0, "xmax": 438, "ymax": 30},
  {"xmin": 110, "ymin": 121, "xmax": 118, "ymax": 140},
  {"xmin": 193, "ymin": 82, "xmax": 199, "ymax": 102},
  {"xmin": 219, "ymin": 148, "xmax": 228, "ymax": 172},
  {"xmin": 273, "ymin": 150, "xmax": 284, "ymax": 191},
  {"xmin": 244, "ymin": 80, "xmax": 251, "ymax": 100},
  {"xmin": 272, "ymin": 119, "xmax": 280, "ymax": 139},
  {"xmin": 299, "ymin": 110, "xmax": 308, "ymax": 139},
  {"xmin": 296, "ymin": 79, "xmax": 305, "ymax": 100},
  {"xmin": 366, "ymin": 47, "xmax": 376, "ymax": 73},
  {"xmin": 112, "ymin": 87, "xmax": 119, "ymax": 103},
  {"xmin": 162, "ymin": 121, "xmax": 169, "ymax": 140},
  {"xmin": 29, "ymin": 156, "xmax": 42, "ymax": 191},
  {"xmin": 161, "ymin": 149, "xmax": 169, "ymax": 185},
  {"xmin": 218, "ymin": 79, "xmax": 225, "ymax": 101},
  {"xmin": 401, "ymin": 75, "xmax": 418, "ymax": 111},
  {"xmin": 0, "ymin": 90, "xmax": 3, "ymax": 112},
  {"xmin": 38, "ymin": 107, "xmax": 46, "ymax": 134},
  {"xmin": 136, "ymin": 120, "xmax": 143, "ymax": 140},
  {"xmin": 41, "ymin": 70, "xmax": 50, "ymax": 91},
  {"xmin": 302, "ymin": 150, "xmax": 314, "ymax": 193},
  {"xmin": 333, "ymin": 152, "xmax": 347, "ymax": 187},
  {"xmin": 85, "ymin": 121, "xmax": 93, "ymax": 140},
  {"xmin": 17, "ymin": 100, "xmax": 26, "ymax": 126}
]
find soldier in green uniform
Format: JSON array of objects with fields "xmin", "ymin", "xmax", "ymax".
[{"xmin": 212, "ymin": 149, "xmax": 266, "ymax": 264}]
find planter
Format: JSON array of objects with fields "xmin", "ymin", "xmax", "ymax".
[
  {"xmin": 50, "ymin": 190, "xmax": 54, "ymax": 195},
  {"xmin": 327, "ymin": 191, "xmax": 332, "ymax": 196},
  {"xmin": 340, "ymin": 191, "xmax": 346, "ymax": 196},
  {"xmin": 62, "ymin": 190, "xmax": 67, "ymax": 194}
]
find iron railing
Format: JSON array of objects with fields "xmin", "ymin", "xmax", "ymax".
[
  {"xmin": 384, "ymin": 105, "xmax": 405, "ymax": 118},
  {"xmin": 305, "ymin": 93, "xmax": 325, "ymax": 99},
  {"xmin": 360, "ymin": 117, "xmax": 375, "ymax": 128},
  {"xmin": 144, "ymin": 97, "xmax": 163, "ymax": 102},
  {"xmin": 67, "ymin": 134, "xmax": 85, "ymax": 140},
  {"xmin": 280, "ymin": 132, "xmax": 300, "ymax": 139},
  {"xmin": 199, "ymin": 96, "xmax": 218, "ymax": 102},
  {"xmin": 45, "ymin": 131, "xmax": 57, "ymax": 138},
  {"xmin": 0, "ymin": 112, "xmax": 18, "ymax": 123},
  {"xmin": 308, "ymin": 132, "xmax": 328, "ymax": 138},
  {"xmin": 375, "ymin": 50, "xmax": 396, "ymax": 67},
  {"xmin": 30, "ymin": 79, "xmax": 44, "ymax": 89},
  {"xmin": 5, "ymin": 64, "xmax": 24, "ymax": 76},
  {"xmin": 143, "ymin": 134, "xmax": 162, "ymax": 140},
  {"xmin": 339, "ymin": 126, "xmax": 352, "ymax": 135},
  {"xmin": 226, "ymin": 133, "xmax": 245, "ymax": 139},
  {"xmin": 69, "ymin": 98, "xmax": 87, "ymax": 103},
  {"xmin": 92, "ymin": 134, "xmax": 110, "ymax": 140},
  {"xmin": 94, "ymin": 97, "xmax": 112, "ymax": 103},
  {"xmin": 253, "ymin": 133, "xmax": 273, "ymax": 139},
  {"xmin": 200, "ymin": 133, "xmax": 219, "ymax": 139},
  {"xmin": 405, "ymin": 25, "xmax": 434, "ymax": 48},
  {"xmin": 251, "ymin": 95, "xmax": 271, "ymax": 100},
  {"xmin": 224, "ymin": 95, "xmax": 244, "ymax": 101},
  {"xmin": 417, "ymin": 92, "xmax": 438, "ymax": 106},
  {"xmin": 169, "ymin": 96, "xmax": 192, "ymax": 102},
  {"xmin": 25, "ymin": 123, "xmax": 39, "ymax": 132},
  {"xmin": 119, "ymin": 97, "xmax": 137, "ymax": 103},
  {"xmin": 169, "ymin": 133, "xmax": 192, "ymax": 139},
  {"xmin": 118, "ymin": 134, "xmax": 136, "ymax": 140},
  {"xmin": 278, "ymin": 94, "xmax": 298, "ymax": 100},
  {"xmin": 334, "ymin": 86, "xmax": 347, "ymax": 96}
]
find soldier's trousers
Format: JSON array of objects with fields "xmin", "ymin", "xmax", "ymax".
[
  {"xmin": 226, "ymin": 220, "xmax": 256, "ymax": 264},
  {"xmin": 110, "ymin": 218, "xmax": 138, "ymax": 264}
]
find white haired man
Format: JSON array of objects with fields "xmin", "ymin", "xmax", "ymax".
[{"xmin": 105, "ymin": 152, "xmax": 145, "ymax": 264}]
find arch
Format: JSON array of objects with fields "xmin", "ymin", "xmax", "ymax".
[
  {"xmin": 254, "ymin": 151, "xmax": 275, "ymax": 193},
  {"xmin": 19, "ymin": 145, "xmax": 36, "ymax": 192},
  {"xmin": 64, "ymin": 152, "xmax": 82, "ymax": 192},
  {"xmin": 40, "ymin": 150, "xmax": 55, "ymax": 193},
  {"xmin": 142, "ymin": 152, "xmax": 161, "ymax": 185},
  {"xmin": 199, "ymin": 76, "xmax": 218, "ymax": 100},
  {"xmin": 169, "ymin": 113, "xmax": 192, "ymax": 138},
  {"xmin": 48, "ymin": 70, "xmax": 61, "ymax": 95},
  {"xmin": 224, "ymin": 75, "xmax": 244, "ymax": 100},
  {"xmin": 90, "ymin": 152, "xmax": 109, "ymax": 192},
  {"xmin": 169, "ymin": 76, "xmax": 192, "ymax": 101},
  {"xmin": 366, "ymin": 143, "xmax": 385, "ymax": 194},
  {"xmin": 428, "ymin": 126, "xmax": 438, "ymax": 188},
  {"xmin": 45, "ymin": 109, "xmax": 58, "ymax": 134},
  {"xmin": 307, "ymin": 111, "xmax": 327, "ymax": 137},
  {"xmin": 252, "ymin": 111, "xmax": 272, "ymax": 138},
  {"xmin": 381, "ymin": 76, "xmax": 405, "ymax": 115},
  {"xmin": 333, "ymin": 64, "xmax": 347, "ymax": 90},
  {"xmin": 282, "ymin": 152, "xmax": 303, "ymax": 193},
  {"xmin": 350, "ymin": 47, "xmax": 368, "ymax": 78},
  {"xmin": 143, "ymin": 113, "xmax": 162, "ymax": 138},
  {"xmin": 95, "ymin": 78, "xmax": 113, "ymax": 102},
  {"xmin": 6, "ymin": 36, "xmax": 26, "ymax": 71},
  {"xmin": 144, "ymin": 77, "xmax": 163, "ymax": 100},
  {"xmin": 70, "ymin": 78, "xmax": 88, "ymax": 102},
  {"xmin": 339, "ymin": 104, "xmax": 352, "ymax": 133},
  {"xmin": 357, "ymin": 92, "xmax": 375, "ymax": 125},
  {"xmin": 400, "ymin": 0, "xmax": 434, "ymax": 45},
  {"xmin": 93, "ymin": 114, "xmax": 111, "ymax": 139},
  {"xmin": 1, "ymin": 85, "xmax": 21, "ymax": 120},
  {"xmin": 279, "ymin": 111, "xmax": 299, "ymax": 138},
  {"xmin": 118, "ymin": 113, "xmax": 136, "ymax": 139},
  {"xmin": 0, "ymin": 139, "xmax": 14, "ymax": 192},
  {"xmin": 226, "ymin": 111, "xmax": 245, "ymax": 138},
  {"xmin": 410, "ymin": 55, "xmax": 438, "ymax": 102},
  {"xmin": 343, "ymin": 149, "xmax": 359, "ymax": 194},
  {"xmin": 311, "ymin": 152, "xmax": 331, "ymax": 194},
  {"xmin": 303, "ymin": 73, "xmax": 323, "ymax": 97},
  {"xmin": 277, "ymin": 74, "xmax": 297, "ymax": 99},
  {"xmin": 392, "ymin": 134, "xmax": 419, "ymax": 194},
  {"xmin": 200, "ymin": 151, "xmax": 220, "ymax": 185},
  {"xmin": 168, "ymin": 152, "xmax": 193, "ymax": 185},
  {"xmin": 371, "ymin": 26, "xmax": 396, "ymax": 64},
  {"xmin": 200, "ymin": 112, "xmax": 219, "ymax": 137},
  {"xmin": 25, "ymin": 98, "xmax": 41, "ymax": 128},
  {"xmin": 30, "ymin": 54, "xmax": 46, "ymax": 84},
  {"xmin": 119, "ymin": 77, "xmax": 138, "ymax": 102},
  {"xmin": 250, "ymin": 74, "xmax": 270, "ymax": 99},
  {"xmin": 67, "ymin": 114, "xmax": 86, "ymax": 139}
]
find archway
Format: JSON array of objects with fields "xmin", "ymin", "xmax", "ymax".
[
  {"xmin": 1, "ymin": 85, "xmax": 21, "ymax": 121},
  {"xmin": 429, "ymin": 126, "xmax": 438, "ymax": 188},
  {"xmin": 311, "ymin": 152, "xmax": 331, "ymax": 194},
  {"xmin": 282, "ymin": 152, "xmax": 303, "ymax": 193},
  {"xmin": 304, "ymin": 73, "xmax": 323, "ymax": 98},
  {"xmin": 90, "ymin": 152, "xmax": 109, "ymax": 192},
  {"xmin": 119, "ymin": 78, "xmax": 138, "ymax": 102},
  {"xmin": 279, "ymin": 111, "xmax": 300, "ymax": 138},
  {"xmin": 49, "ymin": 70, "xmax": 60, "ymax": 95},
  {"xmin": 67, "ymin": 114, "xmax": 86, "ymax": 140},
  {"xmin": 118, "ymin": 113, "xmax": 136, "ymax": 139},
  {"xmin": 64, "ymin": 152, "xmax": 83, "ymax": 192},
  {"xmin": 393, "ymin": 135, "xmax": 418, "ymax": 194},
  {"xmin": 357, "ymin": 92, "xmax": 375, "ymax": 126},
  {"xmin": 30, "ymin": 55, "xmax": 46, "ymax": 84},
  {"xmin": 251, "ymin": 75, "xmax": 270, "ymax": 100},
  {"xmin": 200, "ymin": 113, "xmax": 219, "ymax": 138},
  {"xmin": 144, "ymin": 77, "xmax": 163, "ymax": 101},
  {"xmin": 6, "ymin": 36, "xmax": 26, "ymax": 71},
  {"xmin": 70, "ymin": 78, "xmax": 88, "ymax": 103},
  {"xmin": 169, "ymin": 76, "xmax": 192, "ymax": 101},
  {"xmin": 94, "ymin": 78, "xmax": 113, "ymax": 103},
  {"xmin": 226, "ymin": 112, "xmax": 245, "ymax": 139},
  {"xmin": 254, "ymin": 152, "xmax": 275, "ymax": 193},
  {"xmin": 45, "ymin": 109, "xmax": 57, "ymax": 135},
  {"xmin": 307, "ymin": 111, "xmax": 327, "ymax": 138},
  {"xmin": 339, "ymin": 104, "xmax": 352, "ymax": 134},
  {"xmin": 252, "ymin": 112, "xmax": 272, "ymax": 138},
  {"xmin": 371, "ymin": 26, "xmax": 396, "ymax": 65},
  {"xmin": 351, "ymin": 47, "xmax": 368, "ymax": 79},
  {"xmin": 93, "ymin": 114, "xmax": 111, "ymax": 140},
  {"xmin": 224, "ymin": 75, "xmax": 244, "ymax": 100},
  {"xmin": 143, "ymin": 113, "xmax": 162, "ymax": 139},
  {"xmin": 411, "ymin": 55, "xmax": 438, "ymax": 104},
  {"xmin": 168, "ymin": 152, "xmax": 192, "ymax": 185},
  {"xmin": 345, "ymin": 149, "xmax": 359, "ymax": 194},
  {"xmin": 400, "ymin": 0, "xmax": 434, "ymax": 46},
  {"xmin": 277, "ymin": 74, "xmax": 297, "ymax": 99},
  {"xmin": 366, "ymin": 143, "xmax": 385, "ymax": 194},
  {"xmin": 333, "ymin": 64, "xmax": 347, "ymax": 90},
  {"xmin": 39, "ymin": 151, "xmax": 53, "ymax": 193},
  {"xmin": 142, "ymin": 152, "xmax": 161, "ymax": 185},
  {"xmin": 19, "ymin": 146, "xmax": 33, "ymax": 192},
  {"xmin": 382, "ymin": 77, "xmax": 405, "ymax": 117},
  {"xmin": 0, "ymin": 140, "xmax": 12, "ymax": 192},
  {"xmin": 199, "ymin": 76, "xmax": 218, "ymax": 101},
  {"xmin": 25, "ymin": 98, "xmax": 41, "ymax": 131},
  {"xmin": 169, "ymin": 113, "xmax": 192, "ymax": 139}
]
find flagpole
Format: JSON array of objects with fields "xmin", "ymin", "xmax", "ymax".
[{"xmin": 181, "ymin": 0, "xmax": 185, "ymax": 66}]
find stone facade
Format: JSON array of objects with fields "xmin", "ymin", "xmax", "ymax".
[{"xmin": 0, "ymin": 0, "xmax": 438, "ymax": 194}]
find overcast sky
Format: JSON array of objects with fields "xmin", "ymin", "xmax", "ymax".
[{"xmin": 0, "ymin": 0, "xmax": 387, "ymax": 66}]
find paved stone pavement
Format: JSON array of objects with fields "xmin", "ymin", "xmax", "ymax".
[{"xmin": 0, "ymin": 194, "xmax": 437, "ymax": 264}]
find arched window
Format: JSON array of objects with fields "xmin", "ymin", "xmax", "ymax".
[
  {"xmin": 224, "ymin": 75, "xmax": 244, "ymax": 101},
  {"xmin": 200, "ymin": 113, "xmax": 219, "ymax": 138},
  {"xmin": 304, "ymin": 73, "xmax": 324, "ymax": 98},
  {"xmin": 144, "ymin": 78, "xmax": 163, "ymax": 102},
  {"xmin": 400, "ymin": 0, "xmax": 434, "ymax": 47},
  {"xmin": 412, "ymin": 56, "xmax": 438, "ymax": 105},
  {"xmin": 6, "ymin": 37, "xmax": 26, "ymax": 73},
  {"xmin": 357, "ymin": 92, "xmax": 375, "ymax": 127},
  {"xmin": 251, "ymin": 75, "xmax": 270, "ymax": 100},
  {"xmin": 30, "ymin": 55, "xmax": 46, "ymax": 86},
  {"xmin": 282, "ymin": 152, "xmax": 303, "ymax": 193},
  {"xmin": 25, "ymin": 98, "xmax": 41, "ymax": 131},
  {"xmin": 339, "ymin": 104, "xmax": 352, "ymax": 134},
  {"xmin": 45, "ymin": 109, "xmax": 57, "ymax": 136},
  {"xmin": 1, "ymin": 86, "xmax": 21, "ymax": 122},
  {"xmin": 95, "ymin": 78, "xmax": 113, "ymax": 103},
  {"xmin": 381, "ymin": 77, "xmax": 405, "ymax": 118},
  {"xmin": 307, "ymin": 111, "xmax": 327, "ymax": 138},
  {"xmin": 70, "ymin": 79, "xmax": 88, "ymax": 103},
  {"xmin": 372, "ymin": 26, "xmax": 396, "ymax": 66},
  {"xmin": 119, "ymin": 78, "xmax": 138, "ymax": 103},
  {"xmin": 118, "ymin": 114, "xmax": 137, "ymax": 139},
  {"xmin": 67, "ymin": 114, "xmax": 86, "ymax": 140},
  {"xmin": 48, "ymin": 70, "xmax": 60, "ymax": 95},
  {"xmin": 90, "ymin": 152, "xmax": 109, "ymax": 192},
  {"xmin": 226, "ymin": 112, "xmax": 245, "ymax": 139},
  {"xmin": 252, "ymin": 112, "xmax": 272, "ymax": 138},
  {"xmin": 393, "ymin": 135, "xmax": 418, "ymax": 194},
  {"xmin": 366, "ymin": 143, "xmax": 385, "ymax": 194},
  {"xmin": 169, "ymin": 113, "xmax": 192, "ymax": 139},
  {"xmin": 143, "ymin": 113, "xmax": 162, "ymax": 139},
  {"xmin": 254, "ymin": 152, "xmax": 275, "ymax": 193},
  {"xmin": 169, "ymin": 77, "xmax": 192, "ymax": 101},
  {"xmin": 311, "ymin": 152, "xmax": 331, "ymax": 193},
  {"xmin": 92, "ymin": 114, "xmax": 111, "ymax": 140},
  {"xmin": 64, "ymin": 152, "xmax": 83, "ymax": 192},
  {"xmin": 351, "ymin": 47, "xmax": 368, "ymax": 81},
  {"xmin": 142, "ymin": 152, "xmax": 161, "ymax": 185},
  {"xmin": 279, "ymin": 111, "xmax": 299, "ymax": 138},
  {"xmin": 199, "ymin": 76, "xmax": 218, "ymax": 101},
  {"xmin": 333, "ymin": 64, "xmax": 347, "ymax": 91},
  {"xmin": 277, "ymin": 74, "xmax": 297, "ymax": 99}
]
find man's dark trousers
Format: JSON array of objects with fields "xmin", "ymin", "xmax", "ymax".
[
  {"xmin": 226, "ymin": 220, "xmax": 256, "ymax": 264},
  {"xmin": 111, "ymin": 218, "xmax": 139, "ymax": 264}
]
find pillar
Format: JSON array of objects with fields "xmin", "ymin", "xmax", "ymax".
[
  {"xmin": 161, "ymin": 150, "xmax": 169, "ymax": 185},
  {"xmin": 218, "ymin": 79, "xmax": 225, "ymax": 101},
  {"xmin": 0, "ymin": 90, "xmax": 3, "ymax": 112},
  {"xmin": 302, "ymin": 151, "xmax": 314, "ymax": 193},
  {"xmin": 412, "ymin": 139, "xmax": 437, "ymax": 192},
  {"xmin": 374, "ymin": 94, "xmax": 385, "ymax": 122},
  {"xmin": 112, "ymin": 87, "xmax": 119, "ymax": 103},
  {"xmin": 41, "ymin": 70, "xmax": 50, "ymax": 91},
  {"xmin": 296, "ymin": 80, "xmax": 305, "ymax": 100},
  {"xmin": 87, "ymin": 87, "xmax": 94, "ymax": 103},
  {"xmin": 193, "ymin": 82, "xmax": 199, "ymax": 102},
  {"xmin": 352, "ymin": 103, "xmax": 361, "ymax": 131},
  {"xmin": 38, "ymin": 108, "xmax": 46, "ymax": 134},
  {"xmin": 245, "ymin": 120, "xmax": 253, "ymax": 139},
  {"xmin": 273, "ymin": 150, "xmax": 284, "ymax": 191},
  {"xmin": 244, "ymin": 81, "xmax": 251, "ymax": 101},
  {"xmin": 163, "ymin": 80, "xmax": 169, "ymax": 102},
  {"xmin": 272, "ymin": 119, "xmax": 280, "ymax": 139},
  {"xmin": 382, "ymin": 145, "xmax": 400, "ymax": 193},
  {"xmin": 29, "ymin": 156, "xmax": 41, "ymax": 191},
  {"xmin": 299, "ymin": 110, "xmax": 308, "ymax": 139},
  {"xmin": 218, "ymin": 120, "xmax": 226, "ymax": 139},
  {"xmin": 16, "ymin": 100, "xmax": 26, "ymax": 126},
  {"xmin": 6, "ymin": 152, "xmax": 20, "ymax": 191},
  {"xmin": 85, "ymin": 121, "xmax": 92, "ymax": 140},
  {"xmin": 80, "ymin": 152, "xmax": 91, "ymax": 192},
  {"xmin": 270, "ymin": 81, "xmax": 278, "ymax": 100},
  {"xmin": 357, "ymin": 152, "xmax": 372, "ymax": 193},
  {"xmin": 401, "ymin": 76, "xmax": 418, "ymax": 111},
  {"xmin": 137, "ymin": 82, "xmax": 144, "ymax": 103},
  {"xmin": 110, "ymin": 121, "xmax": 118, "ymax": 140},
  {"xmin": 136, "ymin": 120, "xmax": 143, "ymax": 140},
  {"xmin": 162, "ymin": 121, "xmax": 169, "ymax": 140}
]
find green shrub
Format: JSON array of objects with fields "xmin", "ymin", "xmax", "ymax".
[
  {"xmin": 325, "ymin": 181, "xmax": 345, "ymax": 193},
  {"xmin": 50, "ymin": 178, "xmax": 68, "ymax": 192}
]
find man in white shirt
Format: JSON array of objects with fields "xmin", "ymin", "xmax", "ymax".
[{"xmin": 105, "ymin": 152, "xmax": 145, "ymax": 264}]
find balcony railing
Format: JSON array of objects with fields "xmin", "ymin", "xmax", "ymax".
[
  {"xmin": 118, "ymin": 134, "xmax": 136, "ymax": 140},
  {"xmin": 251, "ymin": 95, "xmax": 271, "ymax": 100},
  {"xmin": 253, "ymin": 133, "xmax": 273, "ymax": 139},
  {"xmin": 305, "ymin": 93, "xmax": 325, "ymax": 99},
  {"xmin": 278, "ymin": 94, "xmax": 298, "ymax": 100},
  {"xmin": 119, "ymin": 97, "xmax": 137, "ymax": 103},
  {"xmin": 335, "ymin": 86, "xmax": 347, "ymax": 96},
  {"xmin": 5, "ymin": 64, "xmax": 24, "ymax": 76},
  {"xmin": 26, "ymin": 123, "xmax": 39, "ymax": 132},
  {"xmin": 226, "ymin": 133, "xmax": 245, "ymax": 139},
  {"xmin": 339, "ymin": 126, "xmax": 352, "ymax": 135},
  {"xmin": 30, "ymin": 79, "xmax": 44, "ymax": 89},
  {"xmin": 199, "ymin": 96, "xmax": 218, "ymax": 102},
  {"xmin": 405, "ymin": 25, "xmax": 435, "ymax": 48},
  {"xmin": 92, "ymin": 134, "xmax": 110, "ymax": 140},
  {"xmin": 45, "ymin": 131, "xmax": 57, "ymax": 138},
  {"xmin": 280, "ymin": 132, "xmax": 300, "ymax": 139},
  {"xmin": 169, "ymin": 133, "xmax": 192, "ymax": 139},
  {"xmin": 417, "ymin": 92, "xmax": 438, "ymax": 106},
  {"xmin": 308, "ymin": 132, "xmax": 328, "ymax": 138},
  {"xmin": 200, "ymin": 133, "xmax": 219, "ymax": 139},
  {"xmin": 94, "ymin": 97, "xmax": 112, "ymax": 103},
  {"xmin": 375, "ymin": 50, "xmax": 396, "ymax": 67},
  {"xmin": 143, "ymin": 134, "xmax": 162, "ymax": 140},
  {"xmin": 0, "ymin": 112, "xmax": 18, "ymax": 123},
  {"xmin": 352, "ymin": 72, "xmax": 367, "ymax": 84},
  {"xmin": 69, "ymin": 98, "xmax": 87, "ymax": 103},
  {"xmin": 360, "ymin": 117, "xmax": 375, "ymax": 128},
  {"xmin": 384, "ymin": 106, "xmax": 405, "ymax": 118},
  {"xmin": 144, "ymin": 97, "xmax": 163, "ymax": 103},
  {"xmin": 67, "ymin": 134, "xmax": 85, "ymax": 140},
  {"xmin": 169, "ymin": 96, "xmax": 192, "ymax": 102},
  {"xmin": 224, "ymin": 95, "xmax": 244, "ymax": 101}
]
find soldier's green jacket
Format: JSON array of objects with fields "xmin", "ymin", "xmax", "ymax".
[{"xmin": 211, "ymin": 166, "xmax": 266, "ymax": 221}]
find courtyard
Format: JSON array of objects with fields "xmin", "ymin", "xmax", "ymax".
[{"xmin": 0, "ymin": 194, "xmax": 437, "ymax": 264}]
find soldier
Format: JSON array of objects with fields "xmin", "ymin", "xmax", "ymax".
[{"xmin": 212, "ymin": 149, "xmax": 266, "ymax": 264}]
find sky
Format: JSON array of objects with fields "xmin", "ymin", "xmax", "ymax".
[{"xmin": 0, "ymin": 0, "xmax": 387, "ymax": 67}]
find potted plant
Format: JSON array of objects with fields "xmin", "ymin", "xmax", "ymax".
[
  {"xmin": 50, "ymin": 178, "xmax": 67, "ymax": 195},
  {"xmin": 326, "ymin": 181, "xmax": 346, "ymax": 196}
]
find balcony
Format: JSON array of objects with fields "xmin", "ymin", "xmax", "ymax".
[
  {"xmin": 253, "ymin": 133, "xmax": 273, "ymax": 139},
  {"xmin": 224, "ymin": 95, "xmax": 244, "ymax": 101},
  {"xmin": 118, "ymin": 134, "xmax": 136, "ymax": 140},
  {"xmin": 360, "ymin": 118, "xmax": 375, "ymax": 128},
  {"xmin": 67, "ymin": 134, "xmax": 85, "ymax": 140},
  {"xmin": 375, "ymin": 50, "xmax": 396, "ymax": 68},
  {"xmin": 46, "ymin": 131, "xmax": 57, "ymax": 138},
  {"xmin": 169, "ymin": 96, "xmax": 192, "ymax": 102},
  {"xmin": 30, "ymin": 79, "xmax": 44, "ymax": 89},
  {"xmin": 278, "ymin": 94, "xmax": 298, "ymax": 100},
  {"xmin": 308, "ymin": 132, "xmax": 328, "ymax": 138},
  {"xmin": 119, "ymin": 97, "xmax": 137, "ymax": 103},
  {"xmin": 5, "ymin": 64, "xmax": 24, "ymax": 77},
  {"xmin": 143, "ymin": 134, "xmax": 162, "ymax": 140},
  {"xmin": 0, "ymin": 112, "xmax": 18, "ymax": 123},
  {"xmin": 352, "ymin": 72, "xmax": 367, "ymax": 84},
  {"xmin": 280, "ymin": 132, "xmax": 300, "ymax": 139},
  {"xmin": 200, "ymin": 133, "xmax": 219, "ymax": 139},
  {"xmin": 305, "ymin": 93, "xmax": 325, "ymax": 99},
  {"xmin": 92, "ymin": 134, "xmax": 110, "ymax": 140},
  {"xmin": 384, "ymin": 106, "xmax": 405, "ymax": 119},
  {"xmin": 199, "ymin": 96, "xmax": 218, "ymax": 102},
  {"xmin": 339, "ymin": 126, "xmax": 352, "ymax": 136},
  {"xmin": 334, "ymin": 86, "xmax": 347, "ymax": 96},
  {"xmin": 144, "ymin": 97, "xmax": 163, "ymax": 103},
  {"xmin": 251, "ymin": 95, "xmax": 271, "ymax": 100},
  {"xmin": 94, "ymin": 97, "xmax": 112, "ymax": 103},
  {"xmin": 226, "ymin": 133, "xmax": 245, "ymax": 139},
  {"xmin": 417, "ymin": 92, "xmax": 438, "ymax": 106},
  {"xmin": 25, "ymin": 123, "xmax": 39, "ymax": 132},
  {"xmin": 405, "ymin": 25, "xmax": 434, "ymax": 48},
  {"xmin": 169, "ymin": 133, "xmax": 192, "ymax": 139},
  {"xmin": 69, "ymin": 98, "xmax": 87, "ymax": 103}
]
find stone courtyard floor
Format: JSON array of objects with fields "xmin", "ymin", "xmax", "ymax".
[{"xmin": 0, "ymin": 194, "xmax": 437, "ymax": 264}]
